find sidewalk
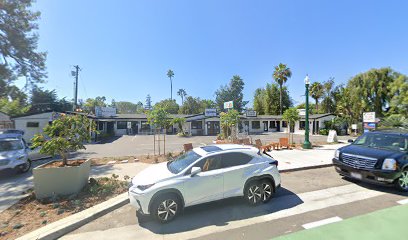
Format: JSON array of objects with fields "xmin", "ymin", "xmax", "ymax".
[{"xmin": 273, "ymin": 204, "xmax": 408, "ymax": 240}]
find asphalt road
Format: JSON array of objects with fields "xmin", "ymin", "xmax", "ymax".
[{"xmin": 63, "ymin": 167, "xmax": 408, "ymax": 240}]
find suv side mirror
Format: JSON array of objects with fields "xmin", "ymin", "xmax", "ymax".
[
  {"xmin": 348, "ymin": 139, "xmax": 354, "ymax": 143},
  {"xmin": 190, "ymin": 167, "xmax": 201, "ymax": 176}
]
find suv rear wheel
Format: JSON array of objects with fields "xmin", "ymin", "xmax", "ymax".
[
  {"xmin": 244, "ymin": 181, "xmax": 262, "ymax": 205},
  {"xmin": 151, "ymin": 193, "xmax": 181, "ymax": 223},
  {"xmin": 396, "ymin": 170, "xmax": 408, "ymax": 192}
]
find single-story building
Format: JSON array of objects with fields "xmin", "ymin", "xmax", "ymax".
[
  {"xmin": 0, "ymin": 111, "xmax": 13, "ymax": 130},
  {"xmin": 12, "ymin": 111, "xmax": 59, "ymax": 142}
]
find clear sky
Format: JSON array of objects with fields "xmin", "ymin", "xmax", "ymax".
[{"xmin": 24, "ymin": 0, "xmax": 408, "ymax": 107}]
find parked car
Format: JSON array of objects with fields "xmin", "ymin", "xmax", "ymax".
[
  {"xmin": 0, "ymin": 129, "xmax": 25, "ymax": 135},
  {"xmin": 0, "ymin": 133, "xmax": 32, "ymax": 174},
  {"xmin": 333, "ymin": 131, "xmax": 408, "ymax": 191},
  {"xmin": 128, "ymin": 144, "xmax": 281, "ymax": 223}
]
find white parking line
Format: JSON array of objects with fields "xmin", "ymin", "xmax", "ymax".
[
  {"xmin": 302, "ymin": 216, "xmax": 343, "ymax": 229},
  {"xmin": 397, "ymin": 199, "xmax": 408, "ymax": 205}
]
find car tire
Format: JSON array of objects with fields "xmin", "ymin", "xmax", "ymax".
[
  {"xmin": 396, "ymin": 169, "xmax": 408, "ymax": 192},
  {"xmin": 17, "ymin": 159, "xmax": 31, "ymax": 174},
  {"xmin": 151, "ymin": 193, "xmax": 181, "ymax": 223},
  {"xmin": 244, "ymin": 181, "xmax": 262, "ymax": 206},
  {"xmin": 260, "ymin": 179, "xmax": 273, "ymax": 203}
]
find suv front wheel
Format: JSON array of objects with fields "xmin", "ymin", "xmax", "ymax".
[
  {"xmin": 151, "ymin": 193, "xmax": 181, "ymax": 223},
  {"xmin": 396, "ymin": 170, "xmax": 408, "ymax": 192}
]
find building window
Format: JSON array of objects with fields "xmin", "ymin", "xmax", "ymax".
[
  {"xmin": 252, "ymin": 121, "xmax": 260, "ymax": 129},
  {"xmin": 117, "ymin": 121, "xmax": 127, "ymax": 129},
  {"xmin": 98, "ymin": 122, "xmax": 104, "ymax": 131},
  {"xmin": 141, "ymin": 121, "xmax": 150, "ymax": 131},
  {"xmin": 191, "ymin": 121, "xmax": 202, "ymax": 129},
  {"xmin": 27, "ymin": 122, "xmax": 39, "ymax": 128},
  {"xmin": 299, "ymin": 121, "xmax": 306, "ymax": 130},
  {"xmin": 282, "ymin": 121, "xmax": 287, "ymax": 128},
  {"xmin": 269, "ymin": 121, "xmax": 276, "ymax": 128}
]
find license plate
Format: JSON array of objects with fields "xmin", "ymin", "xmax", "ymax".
[{"xmin": 350, "ymin": 172, "xmax": 362, "ymax": 180}]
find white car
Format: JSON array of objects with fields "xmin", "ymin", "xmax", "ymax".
[{"xmin": 128, "ymin": 144, "xmax": 281, "ymax": 223}]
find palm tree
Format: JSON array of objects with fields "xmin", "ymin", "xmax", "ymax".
[
  {"xmin": 322, "ymin": 77, "xmax": 335, "ymax": 113},
  {"xmin": 310, "ymin": 82, "xmax": 324, "ymax": 112},
  {"xmin": 177, "ymin": 89, "xmax": 187, "ymax": 104},
  {"xmin": 167, "ymin": 69, "xmax": 174, "ymax": 100},
  {"xmin": 273, "ymin": 63, "xmax": 292, "ymax": 115}
]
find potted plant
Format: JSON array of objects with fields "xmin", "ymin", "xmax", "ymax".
[{"xmin": 31, "ymin": 114, "xmax": 96, "ymax": 199}]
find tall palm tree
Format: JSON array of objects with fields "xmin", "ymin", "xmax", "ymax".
[
  {"xmin": 310, "ymin": 82, "xmax": 324, "ymax": 112},
  {"xmin": 322, "ymin": 77, "xmax": 335, "ymax": 113},
  {"xmin": 167, "ymin": 69, "xmax": 174, "ymax": 100},
  {"xmin": 177, "ymin": 88, "xmax": 187, "ymax": 104},
  {"xmin": 273, "ymin": 63, "xmax": 292, "ymax": 115}
]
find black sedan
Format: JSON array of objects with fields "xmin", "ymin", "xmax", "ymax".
[{"xmin": 333, "ymin": 131, "xmax": 408, "ymax": 191}]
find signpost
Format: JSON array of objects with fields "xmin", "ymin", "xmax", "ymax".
[
  {"xmin": 327, "ymin": 130, "xmax": 338, "ymax": 143},
  {"xmin": 204, "ymin": 109, "xmax": 217, "ymax": 117},
  {"xmin": 246, "ymin": 110, "xmax": 257, "ymax": 117},
  {"xmin": 95, "ymin": 107, "xmax": 117, "ymax": 117},
  {"xmin": 363, "ymin": 112, "xmax": 376, "ymax": 133},
  {"xmin": 363, "ymin": 112, "xmax": 376, "ymax": 123},
  {"xmin": 224, "ymin": 101, "xmax": 234, "ymax": 110}
]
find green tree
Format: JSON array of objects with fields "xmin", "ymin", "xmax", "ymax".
[
  {"xmin": 0, "ymin": 0, "xmax": 47, "ymax": 87},
  {"xmin": 29, "ymin": 87, "xmax": 58, "ymax": 113},
  {"xmin": 379, "ymin": 114, "xmax": 408, "ymax": 129},
  {"xmin": 0, "ymin": 98, "xmax": 30, "ymax": 116},
  {"xmin": 273, "ymin": 63, "xmax": 292, "ymax": 115},
  {"xmin": 321, "ymin": 77, "xmax": 335, "ymax": 113},
  {"xmin": 172, "ymin": 117, "xmax": 186, "ymax": 135},
  {"xmin": 310, "ymin": 82, "xmax": 324, "ymax": 112},
  {"xmin": 282, "ymin": 107, "xmax": 300, "ymax": 144},
  {"xmin": 215, "ymin": 75, "xmax": 245, "ymax": 112},
  {"xmin": 135, "ymin": 101, "xmax": 145, "ymax": 113},
  {"xmin": 220, "ymin": 109, "xmax": 239, "ymax": 140},
  {"xmin": 177, "ymin": 89, "xmax": 187, "ymax": 105},
  {"xmin": 83, "ymin": 96, "xmax": 107, "ymax": 113},
  {"xmin": 145, "ymin": 94, "xmax": 152, "ymax": 110},
  {"xmin": 296, "ymin": 102, "xmax": 316, "ymax": 115},
  {"xmin": 388, "ymin": 74, "xmax": 408, "ymax": 115},
  {"xmin": 179, "ymin": 96, "xmax": 202, "ymax": 114},
  {"xmin": 167, "ymin": 69, "xmax": 174, "ymax": 100},
  {"xmin": 253, "ymin": 88, "xmax": 265, "ymax": 115},
  {"xmin": 154, "ymin": 99, "xmax": 179, "ymax": 114},
  {"xmin": 31, "ymin": 114, "xmax": 96, "ymax": 166},
  {"xmin": 200, "ymin": 99, "xmax": 216, "ymax": 110}
]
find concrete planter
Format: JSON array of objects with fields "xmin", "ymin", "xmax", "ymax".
[{"xmin": 33, "ymin": 159, "xmax": 91, "ymax": 199}]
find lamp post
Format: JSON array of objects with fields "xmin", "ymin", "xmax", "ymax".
[{"xmin": 303, "ymin": 75, "xmax": 312, "ymax": 149}]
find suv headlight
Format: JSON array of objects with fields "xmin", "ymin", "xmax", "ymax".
[
  {"xmin": 382, "ymin": 158, "xmax": 397, "ymax": 170},
  {"xmin": 137, "ymin": 183, "xmax": 155, "ymax": 191},
  {"xmin": 334, "ymin": 150, "xmax": 340, "ymax": 159}
]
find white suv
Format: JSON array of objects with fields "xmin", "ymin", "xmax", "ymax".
[{"xmin": 128, "ymin": 144, "xmax": 281, "ymax": 223}]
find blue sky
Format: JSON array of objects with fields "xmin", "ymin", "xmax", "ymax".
[{"xmin": 23, "ymin": 0, "xmax": 408, "ymax": 107}]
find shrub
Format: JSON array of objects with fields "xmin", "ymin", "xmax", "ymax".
[{"xmin": 319, "ymin": 129, "xmax": 329, "ymax": 135}]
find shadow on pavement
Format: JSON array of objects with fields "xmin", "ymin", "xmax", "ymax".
[
  {"xmin": 138, "ymin": 187, "xmax": 303, "ymax": 234},
  {"xmin": 342, "ymin": 177, "xmax": 408, "ymax": 197}
]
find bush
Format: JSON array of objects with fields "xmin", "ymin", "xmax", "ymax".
[{"xmin": 319, "ymin": 129, "xmax": 329, "ymax": 135}]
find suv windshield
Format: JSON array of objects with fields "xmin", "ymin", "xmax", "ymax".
[
  {"xmin": 0, "ymin": 139, "xmax": 24, "ymax": 152},
  {"xmin": 353, "ymin": 133, "xmax": 408, "ymax": 152},
  {"xmin": 168, "ymin": 151, "xmax": 201, "ymax": 174}
]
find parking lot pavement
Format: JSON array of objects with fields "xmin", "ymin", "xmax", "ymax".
[
  {"xmin": 61, "ymin": 167, "xmax": 408, "ymax": 240},
  {"xmin": 76, "ymin": 133, "xmax": 353, "ymax": 158}
]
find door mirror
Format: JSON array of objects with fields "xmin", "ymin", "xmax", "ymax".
[
  {"xmin": 348, "ymin": 139, "xmax": 354, "ymax": 143},
  {"xmin": 190, "ymin": 167, "xmax": 201, "ymax": 176}
]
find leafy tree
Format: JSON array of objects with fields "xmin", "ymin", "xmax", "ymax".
[
  {"xmin": 388, "ymin": 74, "xmax": 408, "ymax": 115},
  {"xmin": 167, "ymin": 69, "xmax": 174, "ymax": 100},
  {"xmin": 172, "ymin": 117, "xmax": 186, "ymax": 134},
  {"xmin": 31, "ymin": 114, "xmax": 96, "ymax": 166},
  {"xmin": 29, "ymin": 86, "xmax": 58, "ymax": 113},
  {"xmin": 135, "ymin": 101, "xmax": 145, "ymax": 113},
  {"xmin": 0, "ymin": 0, "xmax": 47, "ymax": 87},
  {"xmin": 215, "ymin": 75, "xmax": 245, "ymax": 112},
  {"xmin": 253, "ymin": 88, "xmax": 265, "ymax": 115},
  {"xmin": 220, "ymin": 109, "xmax": 239, "ymax": 140},
  {"xmin": 310, "ymin": 82, "xmax": 324, "ymax": 112},
  {"xmin": 200, "ymin": 99, "xmax": 216, "ymax": 110},
  {"xmin": 379, "ymin": 114, "xmax": 408, "ymax": 129},
  {"xmin": 0, "ymin": 97, "xmax": 30, "ymax": 116},
  {"xmin": 83, "ymin": 96, "xmax": 107, "ymax": 113},
  {"xmin": 296, "ymin": 102, "xmax": 316, "ymax": 115},
  {"xmin": 273, "ymin": 63, "xmax": 292, "ymax": 115},
  {"xmin": 177, "ymin": 89, "xmax": 187, "ymax": 104},
  {"xmin": 321, "ymin": 77, "xmax": 335, "ymax": 113},
  {"xmin": 179, "ymin": 96, "xmax": 202, "ymax": 114},
  {"xmin": 154, "ymin": 99, "xmax": 179, "ymax": 114},
  {"xmin": 113, "ymin": 101, "xmax": 141, "ymax": 114},
  {"xmin": 147, "ymin": 107, "xmax": 171, "ymax": 131},
  {"xmin": 282, "ymin": 107, "xmax": 300, "ymax": 144}
]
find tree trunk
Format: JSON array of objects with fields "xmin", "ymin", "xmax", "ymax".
[
  {"xmin": 315, "ymin": 99, "xmax": 319, "ymax": 112},
  {"xmin": 279, "ymin": 84, "xmax": 283, "ymax": 115}
]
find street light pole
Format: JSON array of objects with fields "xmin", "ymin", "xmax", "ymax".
[{"xmin": 303, "ymin": 75, "xmax": 312, "ymax": 149}]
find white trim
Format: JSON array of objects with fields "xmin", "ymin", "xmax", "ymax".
[{"xmin": 302, "ymin": 216, "xmax": 343, "ymax": 229}]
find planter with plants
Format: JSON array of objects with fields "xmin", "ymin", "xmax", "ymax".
[{"xmin": 31, "ymin": 114, "xmax": 96, "ymax": 199}]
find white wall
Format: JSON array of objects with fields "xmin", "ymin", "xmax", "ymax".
[{"xmin": 14, "ymin": 112, "xmax": 53, "ymax": 143}]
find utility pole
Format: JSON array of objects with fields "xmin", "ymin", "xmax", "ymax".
[{"xmin": 72, "ymin": 65, "xmax": 80, "ymax": 111}]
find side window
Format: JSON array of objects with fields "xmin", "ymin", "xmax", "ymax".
[
  {"xmin": 194, "ymin": 155, "xmax": 222, "ymax": 172},
  {"xmin": 221, "ymin": 152, "xmax": 253, "ymax": 168}
]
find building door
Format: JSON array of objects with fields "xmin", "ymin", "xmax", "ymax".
[
  {"xmin": 131, "ymin": 121, "xmax": 138, "ymax": 135},
  {"xmin": 263, "ymin": 121, "xmax": 268, "ymax": 132},
  {"xmin": 276, "ymin": 121, "xmax": 281, "ymax": 132},
  {"xmin": 316, "ymin": 121, "xmax": 320, "ymax": 134},
  {"xmin": 207, "ymin": 121, "xmax": 220, "ymax": 136},
  {"xmin": 107, "ymin": 122, "xmax": 114, "ymax": 135}
]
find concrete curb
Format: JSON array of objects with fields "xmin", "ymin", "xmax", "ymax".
[
  {"xmin": 280, "ymin": 163, "xmax": 334, "ymax": 173},
  {"xmin": 16, "ymin": 192, "xmax": 129, "ymax": 240}
]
